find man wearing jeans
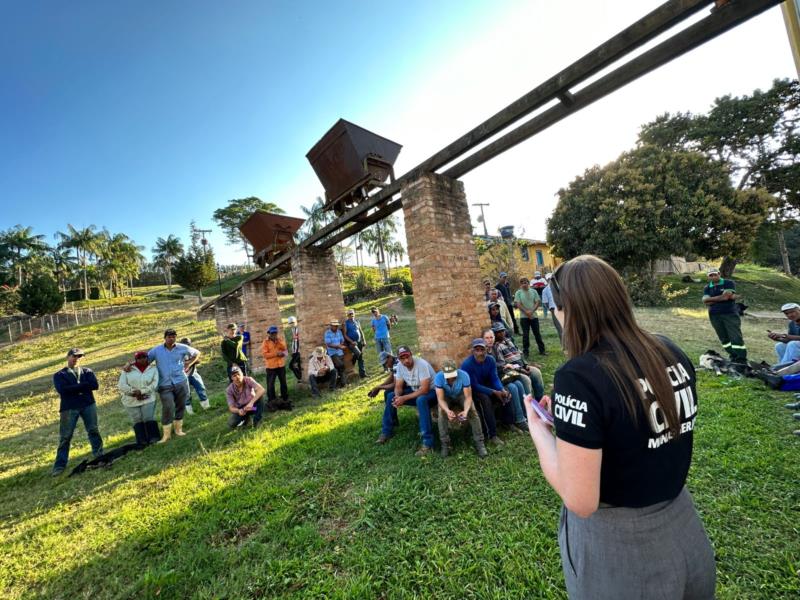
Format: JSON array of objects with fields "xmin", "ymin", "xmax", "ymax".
[
  {"xmin": 514, "ymin": 277, "xmax": 546, "ymax": 356},
  {"xmin": 344, "ymin": 309, "xmax": 367, "ymax": 378},
  {"xmin": 370, "ymin": 307, "xmax": 392, "ymax": 357},
  {"xmin": 52, "ymin": 348, "xmax": 104, "ymax": 476},
  {"xmin": 376, "ymin": 346, "xmax": 437, "ymax": 457},
  {"xmin": 180, "ymin": 337, "xmax": 210, "ymax": 414},
  {"xmin": 434, "ymin": 359, "xmax": 487, "ymax": 458},
  {"xmin": 261, "ymin": 325, "xmax": 291, "ymax": 411},
  {"xmin": 147, "ymin": 329, "xmax": 200, "ymax": 443}
]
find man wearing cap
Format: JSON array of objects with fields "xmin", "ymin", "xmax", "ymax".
[
  {"xmin": 51, "ymin": 348, "xmax": 104, "ymax": 476},
  {"xmin": 370, "ymin": 307, "xmax": 392, "ymax": 358},
  {"xmin": 344, "ymin": 309, "xmax": 367, "ymax": 378},
  {"xmin": 703, "ymin": 268, "xmax": 747, "ymax": 363},
  {"xmin": 496, "ymin": 272, "xmax": 520, "ymax": 335},
  {"xmin": 514, "ymin": 277, "xmax": 546, "ymax": 357},
  {"xmin": 531, "ymin": 271, "xmax": 548, "ymax": 316},
  {"xmin": 325, "ymin": 319, "xmax": 347, "ymax": 387},
  {"xmin": 769, "ymin": 303, "xmax": 800, "ymax": 366},
  {"xmin": 287, "ymin": 316, "xmax": 302, "ymax": 381},
  {"xmin": 460, "ymin": 338, "xmax": 511, "ymax": 446},
  {"xmin": 226, "ymin": 365, "xmax": 265, "ymax": 429},
  {"xmin": 377, "ymin": 346, "xmax": 438, "ymax": 456},
  {"xmin": 491, "ymin": 322, "xmax": 545, "ymax": 402},
  {"xmin": 221, "ymin": 322, "xmax": 248, "ymax": 382},
  {"xmin": 147, "ymin": 329, "xmax": 200, "ymax": 442},
  {"xmin": 180, "ymin": 337, "xmax": 210, "ymax": 414},
  {"xmin": 368, "ymin": 352, "xmax": 398, "ymax": 403},
  {"xmin": 308, "ymin": 346, "xmax": 338, "ymax": 397},
  {"xmin": 434, "ymin": 359, "xmax": 488, "ymax": 458},
  {"xmin": 262, "ymin": 325, "xmax": 291, "ymax": 411}
]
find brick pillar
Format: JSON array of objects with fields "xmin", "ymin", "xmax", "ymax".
[
  {"xmin": 242, "ymin": 279, "xmax": 282, "ymax": 374},
  {"xmin": 214, "ymin": 293, "xmax": 244, "ymax": 338},
  {"xmin": 292, "ymin": 247, "xmax": 347, "ymax": 380},
  {"xmin": 401, "ymin": 172, "xmax": 490, "ymax": 369}
]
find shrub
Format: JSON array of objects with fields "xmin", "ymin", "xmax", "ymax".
[
  {"xmin": 354, "ymin": 270, "xmax": 381, "ymax": 293},
  {"xmin": 387, "ymin": 268, "xmax": 413, "ymax": 295},
  {"xmin": 623, "ymin": 271, "xmax": 688, "ymax": 307},
  {"xmin": 18, "ymin": 275, "xmax": 64, "ymax": 316}
]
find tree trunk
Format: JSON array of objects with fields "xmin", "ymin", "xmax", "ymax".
[
  {"xmin": 777, "ymin": 229, "xmax": 792, "ymax": 275},
  {"xmin": 719, "ymin": 256, "xmax": 738, "ymax": 278}
]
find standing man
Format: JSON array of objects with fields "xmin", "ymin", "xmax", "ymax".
[
  {"xmin": 324, "ymin": 319, "xmax": 347, "ymax": 386},
  {"xmin": 262, "ymin": 325, "xmax": 291, "ymax": 411},
  {"xmin": 376, "ymin": 346, "xmax": 438, "ymax": 457},
  {"xmin": 540, "ymin": 273, "xmax": 562, "ymax": 341},
  {"xmin": 460, "ymin": 338, "xmax": 510, "ymax": 447},
  {"xmin": 148, "ymin": 329, "xmax": 200, "ymax": 443},
  {"xmin": 221, "ymin": 323, "xmax": 248, "ymax": 382},
  {"xmin": 531, "ymin": 271, "xmax": 548, "ymax": 317},
  {"xmin": 344, "ymin": 309, "xmax": 367, "ymax": 378},
  {"xmin": 514, "ymin": 277, "xmax": 546, "ymax": 356},
  {"xmin": 495, "ymin": 272, "xmax": 520, "ymax": 335},
  {"xmin": 434, "ymin": 359, "xmax": 487, "ymax": 458},
  {"xmin": 703, "ymin": 268, "xmax": 747, "ymax": 364},
  {"xmin": 225, "ymin": 365, "xmax": 265, "ymax": 429},
  {"xmin": 287, "ymin": 316, "xmax": 302, "ymax": 381},
  {"xmin": 308, "ymin": 346, "xmax": 338, "ymax": 397},
  {"xmin": 180, "ymin": 337, "xmax": 210, "ymax": 414},
  {"xmin": 370, "ymin": 307, "xmax": 392, "ymax": 358},
  {"xmin": 52, "ymin": 348, "xmax": 104, "ymax": 476},
  {"xmin": 239, "ymin": 323, "xmax": 251, "ymax": 360}
]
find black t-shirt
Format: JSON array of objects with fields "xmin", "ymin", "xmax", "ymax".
[{"xmin": 553, "ymin": 336, "xmax": 696, "ymax": 508}]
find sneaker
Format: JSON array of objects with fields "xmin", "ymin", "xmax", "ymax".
[
  {"xmin": 440, "ymin": 444, "xmax": 452, "ymax": 458},
  {"xmin": 794, "ymin": 413, "xmax": 800, "ymax": 421},
  {"xmin": 199, "ymin": 400, "xmax": 210, "ymax": 410},
  {"xmin": 375, "ymin": 433, "xmax": 392, "ymax": 444},
  {"xmin": 475, "ymin": 443, "xmax": 488, "ymax": 458},
  {"xmin": 794, "ymin": 430, "xmax": 800, "ymax": 436},
  {"xmin": 785, "ymin": 401, "xmax": 800, "ymax": 410},
  {"xmin": 185, "ymin": 404, "xmax": 195, "ymax": 415},
  {"xmin": 415, "ymin": 446, "xmax": 433, "ymax": 457},
  {"xmin": 511, "ymin": 422, "xmax": 529, "ymax": 435},
  {"xmin": 51, "ymin": 468, "xmax": 64, "ymax": 477},
  {"xmin": 488, "ymin": 436, "xmax": 505, "ymax": 446}
]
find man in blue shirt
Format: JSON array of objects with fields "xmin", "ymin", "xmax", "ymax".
[
  {"xmin": 376, "ymin": 346, "xmax": 437, "ymax": 456},
  {"xmin": 51, "ymin": 348, "xmax": 104, "ymax": 476},
  {"xmin": 460, "ymin": 338, "xmax": 511, "ymax": 446},
  {"xmin": 344, "ymin": 309, "xmax": 367, "ymax": 378},
  {"xmin": 434, "ymin": 359, "xmax": 487, "ymax": 458},
  {"xmin": 702, "ymin": 268, "xmax": 746, "ymax": 363},
  {"xmin": 768, "ymin": 302, "xmax": 800, "ymax": 367},
  {"xmin": 147, "ymin": 328, "xmax": 200, "ymax": 442},
  {"xmin": 370, "ymin": 307, "xmax": 392, "ymax": 358},
  {"xmin": 324, "ymin": 319, "xmax": 346, "ymax": 387}
]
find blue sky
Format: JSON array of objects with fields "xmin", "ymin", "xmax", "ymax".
[{"xmin": 1, "ymin": 1, "xmax": 796, "ymax": 265}]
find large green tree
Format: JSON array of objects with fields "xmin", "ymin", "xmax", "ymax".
[
  {"xmin": 173, "ymin": 244, "xmax": 216, "ymax": 303},
  {"xmin": 17, "ymin": 274, "xmax": 64, "ymax": 317},
  {"xmin": 152, "ymin": 235, "xmax": 184, "ymax": 291},
  {"xmin": 639, "ymin": 78, "xmax": 800, "ymax": 275},
  {"xmin": 212, "ymin": 197, "xmax": 284, "ymax": 263},
  {"xmin": 547, "ymin": 145, "xmax": 773, "ymax": 275},
  {"xmin": 57, "ymin": 224, "xmax": 100, "ymax": 297},
  {"xmin": 0, "ymin": 225, "xmax": 49, "ymax": 286}
]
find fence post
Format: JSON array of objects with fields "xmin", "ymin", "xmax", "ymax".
[{"xmin": 7, "ymin": 324, "xmax": 12, "ymax": 342}]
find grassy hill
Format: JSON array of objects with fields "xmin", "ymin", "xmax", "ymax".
[
  {"xmin": 0, "ymin": 295, "xmax": 797, "ymax": 598},
  {"xmin": 662, "ymin": 263, "xmax": 800, "ymax": 311}
]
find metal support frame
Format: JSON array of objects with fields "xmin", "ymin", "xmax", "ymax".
[{"xmin": 200, "ymin": 0, "xmax": 781, "ymax": 311}]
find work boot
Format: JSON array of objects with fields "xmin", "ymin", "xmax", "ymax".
[
  {"xmin": 415, "ymin": 446, "xmax": 433, "ymax": 457},
  {"xmin": 488, "ymin": 436, "xmax": 505, "ymax": 446},
  {"xmin": 511, "ymin": 422, "xmax": 529, "ymax": 435},
  {"xmin": 475, "ymin": 442, "xmax": 488, "ymax": 458},
  {"xmin": 440, "ymin": 444, "xmax": 452, "ymax": 458},
  {"xmin": 199, "ymin": 400, "xmax": 210, "ymax": 410},
  {"xmin": 144, "ymin": 420, "xmax": 161, "ymax": 444},
  {"xmin": 375, "ymin": 433, "xmax": 392, "ymax": 445},
  {"xmin": 173, "ymin": 420, "xmax": 186, "ymax": 437},
  {"xmin": 278, "ymin": 401, "xmax": 293, "ymax": 411},
  {"xmin": 158, "ymin": 423, "xmax": 173, "ymax": 444},
  {"xmin": 133, "ymin": 422, "xmax": 149, "ymax": 446},
  {"xmin": 266, "ymin": 402, "xmax": 280, "ymax": 412},
  {"xmin": 185, "ymin": 404, "xmax": 194, "ymax": 416}
]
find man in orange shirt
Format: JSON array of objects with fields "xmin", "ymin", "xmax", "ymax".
[{"xmin": 261, "ymin": 325, "xmax": 291, "ymax": 411}]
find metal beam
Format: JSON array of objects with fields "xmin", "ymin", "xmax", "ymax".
[{"xmin": 444, "ymin": 0, "xmax": 782, "ymax": 179}]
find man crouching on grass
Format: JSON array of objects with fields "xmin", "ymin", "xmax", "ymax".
[
  {"xmin": 435, "ymin": 359, "xmax": 487, "ymax": 458},
  {"xmin": 226, "ymin": 366, "xmax": 265, "ymax": 429}
]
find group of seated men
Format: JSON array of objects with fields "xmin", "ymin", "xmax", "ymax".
[{"xmin": 369, "ymin": 323, "xmax": 545, "ymax": 457}]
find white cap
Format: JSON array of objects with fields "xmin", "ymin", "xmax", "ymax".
[
  {"xmin": 287, "ymin": 316, "xmax": 297, "ymax": 324},
  {"xmin": 781, "ymin": 303, "xmax": 800, "ymax": 312}
]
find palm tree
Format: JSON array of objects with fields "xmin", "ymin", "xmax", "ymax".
[
  {"xmin": 0, "ymin": 225, "xmax": 49, "ymax": 286},
  {"xmin": 152, "ymin": 235, "xmax": 184, "ymax": 291},
  {"xmin": 48, "ymin": 246, "xmax": 77, "ymax": 295},
  {"xmin": 57, "ymin": 224, "xmax": 99, "ymax": 298},
  {"xmin": 360, "ymin": 216, "xmax": 399, "ymax": 282},
  {"xmin": 298, "ymin": 197, "xmax": 334, "ymax": 240}
]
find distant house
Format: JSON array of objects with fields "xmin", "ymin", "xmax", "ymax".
[{"xmin": 474, "ymin": 235, "xmax": 561, "ymax": 275}]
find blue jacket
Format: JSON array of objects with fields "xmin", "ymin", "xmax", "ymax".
[
  {"xmin": 53, "ymin": 367, "xmax": 99, "ymax": 411},
  {"xmin": 460, "ymin": 355, "xmax": 503, "ymax": 397}
]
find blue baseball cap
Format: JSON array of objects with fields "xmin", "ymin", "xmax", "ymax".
[
  {"xmin": 499, "ymin": 272, "xmax": 508, "ymax": 278},
  {"xmin": 378, "ymin": 351, "xmax": 396, "ymax": 366},
  {"xmin": 471, "ymin": 338, "xmax": 487, "ymax": 348},
  {"xmin": 267, "ymin": 325, "xmax": 279, "ymax": 334}
]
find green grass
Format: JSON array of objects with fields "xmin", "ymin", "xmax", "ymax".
[
  {"xmin": 198, "ymin": 271, "xmax": 260, "ymax": 299},
  {"xmin": 662, "ymin": 263, "xmax": 800, "ymax": 311},
  {"xmin": 0, "ymin": 297, "xmax": 798, "ymax": 598}
]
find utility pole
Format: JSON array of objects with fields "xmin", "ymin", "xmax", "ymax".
[
  {"xmin": 196, "ymin": 228, "xmax": 212, "ymax": 254},
  {"xmin": 472, "ymin": 203, "xmax": 490, "ymax": 237}
]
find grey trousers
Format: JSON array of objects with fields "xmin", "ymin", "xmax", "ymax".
[
  {"xmin": 158, "ymin": 382, "xmax": 189, "ymax": 425},
  {"xmin": 437, "ymin": 393, "xmax": 484, "ymax": 444},
  {"xmin": 125, "ymin": 401, "xmax": 156, "ymax": 424},
  {"xmin": 559, "ymin": 487, "xmax": 715, "ymax": 600}
]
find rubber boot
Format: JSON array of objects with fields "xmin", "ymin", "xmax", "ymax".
[
  {"xmin": 144, "ymin": 420, "xmax": 161, "ymax": 444},
  {"xmin": 185, "ymin": 404, "xmax": 194, "ymax": 416},
  {"xmin": 173, "ymin": 419, "xmax": 186, "ymax": 436},
  {"xmin": 158, "ymin": 423, "xmax": 173, "ymax": 444},
  {"xmin": 133, "ymin": 422, "xmax": 148, "ymax": 446},
  {"xmin": 475, "ymin": 441, "xmax": 488, "ymax": 458}
]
